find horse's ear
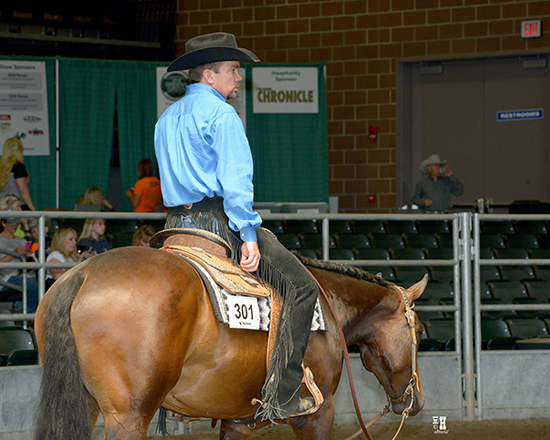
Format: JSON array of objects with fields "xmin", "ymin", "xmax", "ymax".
[{"xmin": 405, "ymin": 274, "xmax": 428, "ymax": 303}]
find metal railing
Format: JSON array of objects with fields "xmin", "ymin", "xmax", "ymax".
[
  {"xmin": 3, "ymin": 210, "xmax": 550, "ymax": 421},
  {"xmin": 472, "ymin": 213, "xmax": 550, "ymax": 420}
]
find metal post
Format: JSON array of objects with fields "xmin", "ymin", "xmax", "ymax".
[
  {"xmin": 321, "ymin": 217, "xmax": 329, "ymax": 261},
  {"xmin": 460, "ymin": 212, "xmax": 476, "ymax": 420},
  {"xmin": 55, "ymin": 57, "xmax": 60, "ymax": 208},
  {"xmin": 472, "ymin": 213, "xmax": 483, "ymax": 420},
  {"xmin": 38, "ymin": 215, "xmax": 46, "ymax": 302}
]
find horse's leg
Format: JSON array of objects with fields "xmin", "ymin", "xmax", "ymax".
[
  {"xmin": 85, "ymin": 387, "xmax": 101, "ymax": 435},
  {"xmin": 219, "ymin": 420, "xmax": 270, "ymax": 440},
  {"xmin": 287, "ymin": 395, "xmax": 335, "ymax": 440},
  {"xmin": 102, "ymin": 410, "xmax": 155, "ymax": 440}
]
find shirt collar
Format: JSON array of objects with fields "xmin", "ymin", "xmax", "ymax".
[{"xmin": 186, "ymin": 83, "xmax": 226, "ymax": 102}]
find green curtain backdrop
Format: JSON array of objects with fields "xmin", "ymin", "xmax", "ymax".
[
  {"xmin": 59, "ymin": 58, "xmax": 160, "ymax": 211},
  {"xmin": 114, "ymin": 61, "xmax": 161, "ymax": 212},
  {"xmin": 0, "ymin": 56, "xmax": 57, "ymax": 210},
  {"xmin": 58, "ymin": 58, "xmax": 117, "ymax": 209},
  {"xmin": 246, "ymin": 63, "xmax": 328, "ymax": 203}
]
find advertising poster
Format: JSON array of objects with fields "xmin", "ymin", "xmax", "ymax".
[
  {"xmin": 156, "ymin": 67, "xmax": 189, "ymax": 120},
  {"xmin": 0, "ymin": 60, "xmax": 50, "ymax": 156},
  {"xmin": 252, "ymin": 67, "xmax": 319, "ymax": 114}
]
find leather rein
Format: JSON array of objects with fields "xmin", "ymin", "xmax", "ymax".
[{"xmin": 309, "ymin": 269, "xmax": 418, "ymax": 440}]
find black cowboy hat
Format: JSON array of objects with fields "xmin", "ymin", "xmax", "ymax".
[{"xmin": 167, "ymin": 32, "xmax": 260, "ymax": 72}]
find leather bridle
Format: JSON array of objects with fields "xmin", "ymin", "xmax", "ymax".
[
  {"xmin": 314, "ymin": 276, "xmax": 420, "ymax": 440},
  {"xmin": 388, "ymin": 285, "xmax": 419, "ymax": 414}
]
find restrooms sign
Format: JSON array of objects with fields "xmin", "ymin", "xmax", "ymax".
[{"xmin": 252, "ymin": 67, "xmax": 319, "ymax": 114}]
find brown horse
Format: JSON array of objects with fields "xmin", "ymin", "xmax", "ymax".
[{"xmin": 35, "ymin": 246, "xmax": 426, "ymax": 440}]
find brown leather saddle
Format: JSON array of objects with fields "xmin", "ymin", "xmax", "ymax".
[{"xmin": 151, "ymin": 228, "xmax": 270, "ymax": 297}]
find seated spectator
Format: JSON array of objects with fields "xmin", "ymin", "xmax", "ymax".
[
  {"xmin": 78, "ymin": 218, "xmax": 113, "ymax": 255},
  {"xmin": 132, "ymin": 225, "xmax": 155, "ymax": 247},
  {"xmin": 125, "ymin": 159, "xmax": 162, "ymax": 212},
  {"xmin": 0, "ymin": 194, "xmax": 28, "ymax": 237},
  {"xmin": 46, "ymin": 228, "xmax": 91, "ymax": 289},
  {"xmin": 76, "ymin": 187, "xmax": 115, "ymax": 212},
  {"xmin": 0, "ymin": 208, "xmax": 38, "ymax": 313},
  {"xmin": 26, "ymin": 217, "xmax": 52, "ymax": 257}
]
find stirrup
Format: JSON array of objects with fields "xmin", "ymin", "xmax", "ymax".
[{"xmin": 289, "ymin": 367, "xmax": 324, "ymax": 417}]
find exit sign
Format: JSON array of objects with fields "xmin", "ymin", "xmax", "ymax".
[{"xmin": 521, "ymin": 20, "xmax": 542, "ymax": 38}]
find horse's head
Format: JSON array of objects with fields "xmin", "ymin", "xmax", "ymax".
[{"xmin": 358, "ymin": 275, "xmax": 427, "ymax": 417}]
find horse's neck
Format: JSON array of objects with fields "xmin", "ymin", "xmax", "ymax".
[{"xmin": 321, "ymin": 273, "xmax": 399, "ymax": 344}]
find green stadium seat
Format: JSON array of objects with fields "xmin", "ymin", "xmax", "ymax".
[
  {"xmin": 352, "ymin": 220, "xmax": 386, "ymax": 235},
  {"xmin": 284, "ymin": 220, "xmax": 319, "ymax": 235},
  {"xmin": 481, "ymin": 221, "xmax": 515, "ymax": 235}
]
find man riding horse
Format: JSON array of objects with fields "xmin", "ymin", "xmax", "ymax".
[{"xmin": 154, "ymin": 32, "xmax": 319, "ymax": 421}]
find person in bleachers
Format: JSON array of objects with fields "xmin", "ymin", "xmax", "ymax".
[
  {"xmin": 0, "ymin": 207, "xmax": 39, "ymax": 313},
  {"xmin": 0, "ymin": 194, "xmax": 28, "ymax": 237},
  {"xmin": 0, "ymin": 135, "xmax": 37, "ymax": 211},
  {"xmin": 77, "ymin": 218, "xmax": 113, "ymax": 255},
  {"xmin": 413, "ymin": 154, "xmax": 463, "ymax": 213},
  {"xmin": 26, "ymin": 217, "xmax": 52, "ymax": 253},
  {"xmin": 125, "ymin": 159, "xmax": 162, "ymax": 212},
  {"xmin": 132, "ymin": 224, "xmax": 155, "ymax": 247},
  {"xmin": 46, "ymin": 228, "xmax": 91, "ymax": 289},
  {"xmin": 76, "ymin": 187, "xmax": 115, "ymax": 211}
]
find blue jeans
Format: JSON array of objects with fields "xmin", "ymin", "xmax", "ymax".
[{"xmin": 3, "ymin": 274, "xmax": 39, "ymax": 313}]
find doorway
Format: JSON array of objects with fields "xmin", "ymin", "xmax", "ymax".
[{"xmin": 398, "ymin": 54, "xmax": 550, "ymax": 209}]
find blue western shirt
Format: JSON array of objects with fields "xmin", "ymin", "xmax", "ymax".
[{"xmin": 154, "ymin": 83, "xmax": 261, "ymax": 241}]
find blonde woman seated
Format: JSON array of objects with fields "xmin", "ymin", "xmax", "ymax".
[
  {"xmin": 46, "ymin": 228, "xmax": 91, "ymax": 289},
  {"xmin": 132, "ymin": 224, "xmax": 155, "ymax": 247},
  {"xmin": 75, "ymin": 187, "xmax": 115, "ymax": 212},
  {"xmin": 78, "ymin": 219, "xmax": 113, "ymax": 255}
]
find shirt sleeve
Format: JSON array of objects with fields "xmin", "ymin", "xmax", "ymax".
[
  {"xmin": 211, "ymin": 109, "xmax": 262, "ymax": 240},
  {"xmin": 412, "ymin": 182, "xmax": 426, "ymax": 207},
  {"xmin": 12, "ymin": 163, "xmax": 28, "ymax": 179},
  {"xmin": 448, "ymin": 176, "xmax": 464, "ymax": 196},
  {"xmin": 134, "ymin": 179, "xmax": 145, "ymax": 196}
]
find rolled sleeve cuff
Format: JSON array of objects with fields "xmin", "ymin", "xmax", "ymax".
[{"xmin": 239, "ymin": 226, "xmax": 257, "ymax": 242}]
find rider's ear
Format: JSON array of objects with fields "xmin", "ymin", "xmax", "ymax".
[{"xmin": 405, "ymin": 274, "xmax": 428, "ymax": 303}]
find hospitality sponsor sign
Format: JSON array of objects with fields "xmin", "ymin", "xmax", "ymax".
[
  {"xmin": 0, "ymin": 61, "xmax": 50, "ymax": 155},
  {"xmin": 252, "ymin": 67, "xmax": 318, "ymax": 114}
]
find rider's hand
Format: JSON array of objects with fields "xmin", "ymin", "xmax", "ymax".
[{"xmin": 240, "ymin": 241, "xmax": 261, "ymax": 272}]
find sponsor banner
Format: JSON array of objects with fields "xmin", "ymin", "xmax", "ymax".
[
  {"xmin": 156, "ymin": 67, "xmax": 189, "ymax": 120},
  {"xmin": 252, "ymin": 67, "xmax": 319, "ymax": 114},
  {"xmin": 156, "ymin": 66, "xmax": 248, "ymax": 129},
  {"xmin": 0, "ymin": 60, "xmax": 50, "ymax": 155}
]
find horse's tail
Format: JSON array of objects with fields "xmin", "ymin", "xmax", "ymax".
[{"xmin": 36, "ymin": 272, "xmax": 91, "ymax": 440}]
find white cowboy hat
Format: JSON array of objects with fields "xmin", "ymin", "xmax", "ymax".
[
  {"xmin": 168, "ymin": 32, "xmax": 260, "ymax": 72},
  {"xmin": 419, "ymin": 154, "xmax": 446, "ymax": 174}
]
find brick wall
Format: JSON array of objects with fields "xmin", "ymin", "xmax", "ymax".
[{"xmin": 175, "ymin": 0, "xmax": 550, "ymax": 213}]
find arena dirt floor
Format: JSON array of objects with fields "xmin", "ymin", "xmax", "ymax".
[{"xmin": 148, "ymin": 417, "xmax": 550, "ymax": 439}]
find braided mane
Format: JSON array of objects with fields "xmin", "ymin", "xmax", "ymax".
[{"xmin": 294, "ymin": 253, "xmax": 395, "ymax": 289}]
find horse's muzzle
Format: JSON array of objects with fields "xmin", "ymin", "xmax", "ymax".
[{"xmin": 391, "ymin": 388, "xmax": 425, "ymax": 417}]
